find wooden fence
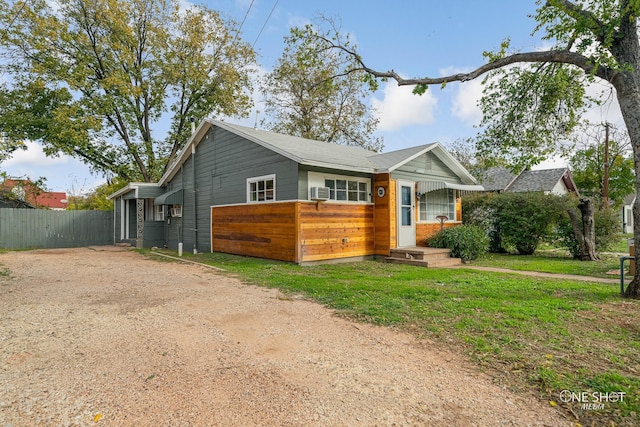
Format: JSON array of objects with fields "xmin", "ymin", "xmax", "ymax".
[{"xmin": 0, "ymin": 209, "xmax": 113, "ymax": 249}]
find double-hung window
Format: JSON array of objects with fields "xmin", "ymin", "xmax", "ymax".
[{"xmin": 247, "ymin": 174, "xmax": 276, "ymax": 203}]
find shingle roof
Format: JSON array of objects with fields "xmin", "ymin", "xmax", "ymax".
[
  {"xmin": 506, "ymin": 168, "xmax": 569, "ymax": 193},
  {"xmin": 216, "ymin": 121, "xmax": 376, "ymax": 173},
  {"xmin": 159, "ymin": 119, "xmax": 479, "ymax": 186},
  {"xmin": 478, "ymin": 167, "xmax": 517, "ymax": 192}
]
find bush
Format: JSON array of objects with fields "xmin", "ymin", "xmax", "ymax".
[
  {"xmin": 428, "ymin": 225, "xmax": 489, "ymax": 262},
  {"xmin": 595, "ymin": 207, "xmax": 621, "ymax": 251},
  {"xmin": 463, "ymin": 192, "xmax": 566, "ymax": 255}
]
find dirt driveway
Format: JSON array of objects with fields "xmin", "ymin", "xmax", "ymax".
[{"xmin": 0, "ymin": 247, "xmax": 569, "ymax": 426}]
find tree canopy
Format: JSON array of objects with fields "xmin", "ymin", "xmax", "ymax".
[
  {"xmin": 569, "ymin": 125, "xmax": 635, "ymax": 206},
  {"xmin": 261, "ymin": 23, "xmax": 382, "ymax": 151},
  {"xmin": 0, "ymin": 0, "xmax": 256, "ymax": 182}
]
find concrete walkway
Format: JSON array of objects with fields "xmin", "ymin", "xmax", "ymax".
[{"xmin": 452, "ymin": 264, "xmax": 626, "ymax": 285}]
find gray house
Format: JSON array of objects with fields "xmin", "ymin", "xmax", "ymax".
[
  {"xmin": 479, "ymin": 167, "xmax": 579, "ymax": 196},
  {"xmin": 109, "ymin": 119, "xmax": 483, "ymax": 262}
]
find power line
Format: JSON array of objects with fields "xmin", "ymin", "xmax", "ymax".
[
  {"xmin": 253, "ymin": 0, "xmax": 279, "ymax": 48},
  {"xmin": 237, "ymin": 0, "xmax": 255, "ymax": 35}
]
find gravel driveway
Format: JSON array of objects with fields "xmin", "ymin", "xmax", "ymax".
[{"xmin": 0, "ymin": 246, "xmax": 570, "ymax": 426}]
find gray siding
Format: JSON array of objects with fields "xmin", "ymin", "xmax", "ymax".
[
  {"xmin": 391, "ymin": 152, "xmax": 463, "ymax": 183},
  {"xmin": 163, "ymin": 126, "xmax": 299, "ymax": 253},
  {"xmin": 0, "ymin": 209, "xmax": 113, "ymax": 249}
]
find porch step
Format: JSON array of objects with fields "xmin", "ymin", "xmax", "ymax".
[
  {"xmin": 389, "ymin": 247, "xmax": 452, "ymax": 261},
  {"xmin": 385, "ymin": 247, "xmax": 462, "ymax": 268}
]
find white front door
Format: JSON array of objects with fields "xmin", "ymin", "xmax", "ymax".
[{"xmin": 397, "ymin": 180, "xmax": 416, "ymax": 247}]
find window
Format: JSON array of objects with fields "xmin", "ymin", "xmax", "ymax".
[
  {"xmin": 419, "ymin": 189, "xmax": 455, "ymax": 222},
  {"xmin": 155, "ymin": 205, "xmax": 164, "ymax": 221},
  {"xmin": 247, "ymin": 175, "xmax": 276, "ymax": 203},
  {"xmin": 324, "ymin": 178, "xmax": 369, "ymax": 202}
]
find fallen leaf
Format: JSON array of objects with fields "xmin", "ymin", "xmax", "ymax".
[{"xmin": 94, "ymin": 413, "xmax": 102, "ymax": 422}]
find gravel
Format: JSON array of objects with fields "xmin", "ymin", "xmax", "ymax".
[{"xmin": 0, "ymin": 246, "xmax": 571, "ymax": 426}]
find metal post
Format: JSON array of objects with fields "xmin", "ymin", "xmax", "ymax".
[{"xmin": 620, "ymin": 256, "xmax": 634, "ymax": 294}]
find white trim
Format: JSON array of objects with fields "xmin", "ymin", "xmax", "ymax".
[
  {"xmin": 308, "ymin": 171, "xmax": 371, "ymax": 203},
  {"xmin": 120, "ymin": 198, "xmax": 125, "ymax": 239},
  {"xmin": 108, "ymin": 182, "xmax": 161, "ymax": 200},
  {"xmin": 246, "ymin": 174, "xmax": 276, "ymax": 203},
  {"xmin": 396, "ymin": 180, "xmax": 416, "ymax": 248}
]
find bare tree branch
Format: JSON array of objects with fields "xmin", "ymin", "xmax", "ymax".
[{"xmin": 314, "ymin": 31, "xmax": 617, "ymax": 87}]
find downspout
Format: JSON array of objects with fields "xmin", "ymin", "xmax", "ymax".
[
  {"xmin": 191, "ymin": 118, "xmax": 198, "ymax": 254},
  {"xmin": 192, "ymin": 142, "xmax": 198, "ymax": 254}
]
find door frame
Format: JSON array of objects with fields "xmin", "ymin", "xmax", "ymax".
[{"xmin": 396, "ymin": 180, "xmax": 416, "ymax": 248}]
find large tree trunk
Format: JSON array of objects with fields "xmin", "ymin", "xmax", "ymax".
[{"xmin": 567, "ymin": 198, "xmax": 598, "ymax": 261}]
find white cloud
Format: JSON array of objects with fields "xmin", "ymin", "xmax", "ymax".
[
  {"xmin": 371, "ymin": 82, "xmax": 438, "ymax": 131},
  {"xmin": 450, "ymin": 80, "xmax": 484, "ymax": 126},
  {"xmin": 4, "ymin": 141, "xmax": 69, "ymax": 167}
]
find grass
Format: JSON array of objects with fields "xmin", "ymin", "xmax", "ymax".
[
  {"xmin": 471, "ymin": 252, "xmax": 622, "ymax": 278},
  {"xmin": 148, "ymin": 249, "xmax": 640, "ymax": 425}
]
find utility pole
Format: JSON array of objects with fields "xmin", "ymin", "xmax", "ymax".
[{"xmin": 604, "ymin": 122, "xmax": 610, "ymax": 208}]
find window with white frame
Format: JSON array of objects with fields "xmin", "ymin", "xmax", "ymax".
[
  {"xmin": 154, "ymin": 204, "xmax": 165, "ymax": 221},
  {"xmin": 324, "ymin": 178, "xmax": 368, "ymax": 202},
  {"xmin": 419, "ymin": 189, "xmax": 456, "ymax": 222},
  {"xmin": 247, "ymin": 174, "xmax": 276, "ymax": 203}
]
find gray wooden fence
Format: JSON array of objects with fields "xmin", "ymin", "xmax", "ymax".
[{"xmin": 0, "ymin": 209, "xmax": 113, "ymax": 249}]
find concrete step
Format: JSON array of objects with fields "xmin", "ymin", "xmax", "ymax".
[{"xmin": 389, "ymin": 248, "xmax": 452, "ymax": 261}]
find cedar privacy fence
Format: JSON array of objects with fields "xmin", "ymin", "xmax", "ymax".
[{"xmin": 0, "ymin": 209, "xmax": 113, "ymax": 249}]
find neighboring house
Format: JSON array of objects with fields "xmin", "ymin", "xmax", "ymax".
[
  {"xmin": 478, "ymin": 167, "xmax": 579, "ymax": 196},
  {"xmin": 0, "ymin": 192, "xmax": 35, "ymax": 208},
  {"xmin": 622, "ymin": 193, "xmax": 635, "ymax": 234},
  {"xmin": 109, "ymin": 119, "xmax": 484, "ymax": 263},
  {"xmin": 0, "ymin": 179, "xmax": 68, "ymax": 210}
]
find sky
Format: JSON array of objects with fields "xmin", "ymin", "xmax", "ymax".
[{"xmin": 1, "ymin": 0, "xmax": 625, "ymax": 194}]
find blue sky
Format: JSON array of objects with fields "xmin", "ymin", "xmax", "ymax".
[{"xmin": 1, "ymin": 0, "xmax": 623, "ymax": 194}]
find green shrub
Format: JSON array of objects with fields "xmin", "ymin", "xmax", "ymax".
[
  {"xmin": 428, "ymin": 225, "xmax": 489, "ymax": 262},
  {"xmin": 595, "ymin": 207, "xmax": 621, "ymax": 251},
  {"xmin": 463, "ymin": 192, "xmax": 566, "ymax": 255}
]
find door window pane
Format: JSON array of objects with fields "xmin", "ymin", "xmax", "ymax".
[
  {"xmin": 401, "ymin": 186, "xmax": 412, "ymax": 206},
  {"xmin": 402, "ymin": 206, "xmax": 412, "ymax": 226}
]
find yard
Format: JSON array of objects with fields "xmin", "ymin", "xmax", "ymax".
[
  {"xmin": 168, "ymin": 249, "xmax": 640, "ymax": 427},
  {"xmin": 1, "ymin": 245, "xmax": 638, "ymax": 426},
  {"xmin": 0, "ymin": 246, "xmax": 567, "ymax": 426}
]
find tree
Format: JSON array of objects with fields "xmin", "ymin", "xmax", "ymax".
[
  {"xmin": 445, "ymin": 137, "xmax": 509, "ymax": 178},
  {"xmin": 310, "ymin": 1, "xmax": 640, "ymax": 298},
  {"xmin": 569, "ymin": 124, "xmax": 635, "ymax": 207},
  {"xmin": 261, "ymin": 23, "xmax": 383, "ymax": 151},
  {"xmin": 0, "ymin": 0, "xmax": 255, "ymax": 182},
  {"xmin": 67, "ymin": 178, "xmax": 128, "ymax": 210}
]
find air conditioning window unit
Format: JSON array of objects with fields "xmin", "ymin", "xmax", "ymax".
[
  {"xmin": 310, "ymin": 186, "xmax": 331, "ymax": 201},
  {"xmin": 170, "ymin": 205, "xmax": 182, "ymax": 217}
]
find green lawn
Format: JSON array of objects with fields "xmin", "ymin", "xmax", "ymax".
[
  {"xmin": 149, "ymin": 250, "xmax": 640, "ymax": 425},
  {"xmin": 471, "ymin": 252, "xmax": 623, "ymax": 278}
]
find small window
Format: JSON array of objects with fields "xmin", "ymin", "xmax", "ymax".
[
  {"xmin": 247, "ymin": 175, "xmax": 276, "ymax": 203},
  {"xmin": 155, "ymin": 205, "xmax": 165, "ymax": 221}
]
